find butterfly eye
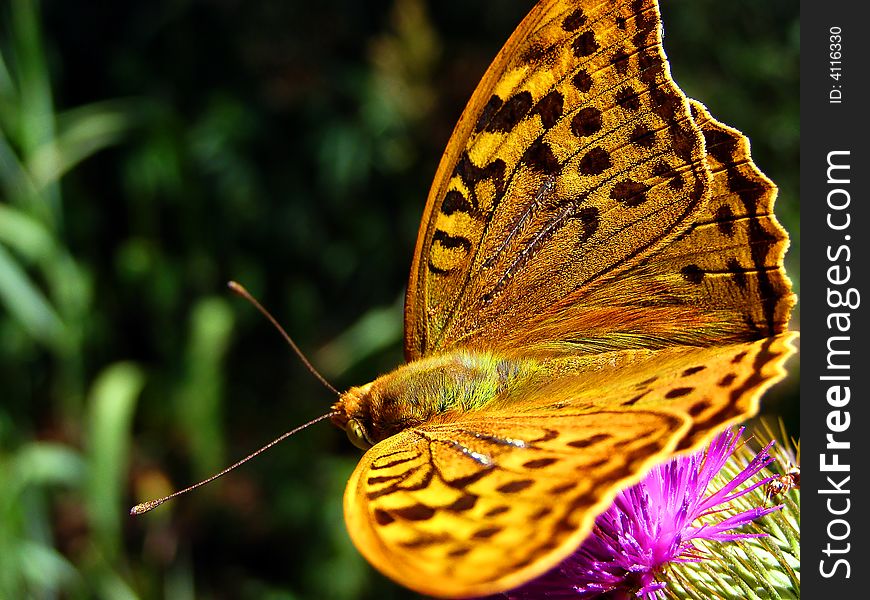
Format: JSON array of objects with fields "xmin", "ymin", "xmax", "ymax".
[{"xmin": 346, "ymin": 418, "xmax": 372, "ymax": 450}]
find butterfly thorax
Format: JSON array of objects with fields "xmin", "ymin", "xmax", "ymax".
[{"xmin": 331, "ymin": 350, "xmax": 540, "ymax": 449}]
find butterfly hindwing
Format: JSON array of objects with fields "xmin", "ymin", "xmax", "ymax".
[
  {"xmin": 518, "ymin": 333, "xmax": 797, "ymax": 453},
  {"xmin": 470, "ymin": 104, "xmax": 795, "ymax": 356},
  {"xmin": 550, "ymin": 101, "xmax": 794, "ymax": 351}
]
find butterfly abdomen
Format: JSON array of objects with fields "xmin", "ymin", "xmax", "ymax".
[{"xmin": 333, "ymin": 350, "xmax": 541, "ymax": 446}]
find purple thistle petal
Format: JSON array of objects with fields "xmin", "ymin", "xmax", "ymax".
[{"xmin": 500, "ymin": 428, "xmax": 780, "ymax": 599}]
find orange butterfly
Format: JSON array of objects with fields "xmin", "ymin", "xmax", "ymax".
[
  {"xmin": 328, "ymin": 0, "xmax": 795, "ymax": 597},
  {"xmin": 132, "ymin": 1, "xmax": 795, "ymax": 597}
]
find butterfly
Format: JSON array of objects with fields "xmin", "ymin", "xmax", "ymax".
[{"xmin": 329, "ymin": 0, "xmax": 796, "ymax": 597}]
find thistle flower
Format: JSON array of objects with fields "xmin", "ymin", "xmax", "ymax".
[
  {"xmin": 667, "ymin": 423, "xmax": 800, "ymax": 599},
  {"xmin": 502, "ymin": 427, "xmax": 789, "ymax": 599}
]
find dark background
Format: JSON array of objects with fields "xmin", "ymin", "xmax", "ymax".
[
  {"xmin": 799, "ymin": 1, "xmax": 862, "ymax": 598},
  {"xmin": 0, "ymin": 1, "xmax": 798, "ymax": 598}
]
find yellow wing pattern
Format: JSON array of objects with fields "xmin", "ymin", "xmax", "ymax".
[
  {"xmin": 404, "ymin": 0, "xmax": 710, "ymax": 359},
  {"xmin": 345, "ymin": 334, "xmax": 795, "ymax": 598},
  {"xmin": 404, "ymin": 1, "xmax": 793, "ymax": 359},
  {"xmin": 345, "ymin": 0, "xmax": 797, "ymax": 597}
]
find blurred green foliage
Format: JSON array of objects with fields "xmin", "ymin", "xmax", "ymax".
[{"xmin": 0, "ymin": 0, "xmax": 798, "ymax": 598}]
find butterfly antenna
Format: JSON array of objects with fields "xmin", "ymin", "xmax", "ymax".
[
  {"xmin": 130, "ymin": 411, "xmax": 338, "ymax": 515},
  {"xmin": 227, "ymin": 281, "xmax": 340, "ymax": 396}
]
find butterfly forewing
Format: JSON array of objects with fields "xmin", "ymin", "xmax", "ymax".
[
  {"xmin": 518, "ymin": 334, "xmax": 797, "ymax": 452},
  {"xmin": 345, "ymin": 409, "xmax": 691, "ymax": 598},
  {"xmin": 344, "ymin": 333, "xmax": 795, "ymax": 598},
  {"xmin": 405, "ymin": 0, "xmax": 711, "ymax": 359}
]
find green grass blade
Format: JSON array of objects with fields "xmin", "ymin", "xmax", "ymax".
[
  {"xmin": 0, "ymin": 240, "xmax": 65, "ymax": 346},
  {"xmin": 86, "ymin": 362, "xmax": 145, "ymax": 562}
]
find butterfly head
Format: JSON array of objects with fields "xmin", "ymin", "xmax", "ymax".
[
  {"xmin": 331, "ymin": 368, "xmax": 437, "ymax": 451},
  {"xmin": 333, "ymin": 380, "xmax": 421, "ymax": 451},
  {"xmin": 331, "ymin": 383, "xmax": 377, "ymax": 450}
]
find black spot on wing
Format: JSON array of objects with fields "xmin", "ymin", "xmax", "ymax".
[
  {"xmin": 521, "ymin": 139, "xmax": 560, "ymax": 174},
  {"xmin": 652, "ymin": 160, "xmax": 685, "ymax": 190},
  {"xmin": 622, "ymin": 392, "xmax": 646, "ymax": 406},
  {"xmin": 665, "ymin": 387, "xmax": 694, "ymax": 399},
  {"xmin": 573, "ymin": 69, "xmax": 593, "ymax": 93},
  {"xmin": 445, "ymin": 494, "xmax": 478, "ymax": 512},
  {"xmin": 370, "ymin": 452, "xmax": 417, "ymax": 470},
  {"xmin": 486, "ymin": 91, "xmax": 533, "ymax": 133},
  {"xmin": 610, "ymin": 180, "xmax": 648, "ymax": 207},
  {"xmin": 445, "ymin": 468, "xmax": 492, "ymax": 490},
  {"xmin": 530, "ymin": 90, "xmax": 564, "ymax": 129},
  {"xmin": 703, "ymin": 125, "xmax": 739, "ymax": 165},
  {"xmin": 630, "ymin": 123, "xmax": 656, "ymax": 148},
  {"xmin": 650, "ymin": 88, "xmax": 681, "ymax": 121},
  {"xmin": 572, "ymin": 31, "xmax": 599, "ymax": 57},
  {"xmin": 497, "ymin": 479, "xmax": 534, "ymax": 493},
  {"xmin": 632, "ymin": 10, "xmax": 657, "ymax": 47},
  {"xmin": 531, "ymin": 506, "xmax": 552, "ymax": 520},
  {"xmin": 433, "ymin": 229, "xmax": 471, "ymax": 253},
  {"xmin": 616, "ymin": 86, "xmax": 641, "ymax": 111},
  {"xmin": 562, "ymin": 8, "xmax": 587, "ymax": 31},
  {"xmin": 392, "ymin": 503, "xmax": 436, "ymax": 521},
  {"xmin": 716, "ymin": 204, "xmax": 736, "ymax": 236},
  {"xmin": 681, "ymin": 264, "xmax": 705, "ymax": 284},
  {"xmin": 689, "ymin": 400, "xmax": 711, "ymax": 416},
  {"xmin": 441, "ymin": 190, "xmax": 473, "ymax": 216},
  {"xmin": 682, "ymin": 365, "xmax": 707, "ymax": 377},
  {"xmin": 638, "ymin": 49, "xmax": 664, "ymax": 85},
  {"xmin": 567, "ymin": 433, "xmax": 611, "ymax": 448},
  {"xmin": 613, "ymin": 46, "xmax": 630, "ymax": 75},
  {"xmin": 454, "ymin": 152, "xmax": 507, "ymax": 196},
  {"xmin": 727, "ymin": 257, "xmax": 748, "ymax": 289},
  {"xmin": 485, "ymin": 506, "xmax": 509, "ymax": 517},
  {"xmin": 471, "ymin": 526, "xmax": 502, "ymax": 540},
  {"xmin": 718, "ymin": 373, "xmax": 737, "ymax": 387},
  {"xmin": 578, "ymin": 147, "xmax": 612, "ymax": 175},
  {"xmin": 523, "ymin": 457, "xmax": 558, "ymax": 469},
  {"xmin": 474, "ymin": 94, "xmax": 503, "ymax": 133},
  {"xmin": 374, "ymin": 509, "xmax": 395, "ymax": 526},
  {"xmin": 571, "ymin": 107, "xmax": 603, "ymax": 138},
  {"xmin": 550, "ymin": 481, "xmax": 576, "ymax": 494},
  {"xmin": 731, "ymin": 350, "xmax": 748, "ymax": 364}
]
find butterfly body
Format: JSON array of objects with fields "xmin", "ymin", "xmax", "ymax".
[
  {"xmin": 331, "ymin": 343, "xmax": 720, "ymax": 450},
  {"xmin": 332, "ymin": 350, "xmax": 546, "ymax": 448},
  {"xmin": 331, "ymin": 0, "xmax": 796, "ymax": 597}
]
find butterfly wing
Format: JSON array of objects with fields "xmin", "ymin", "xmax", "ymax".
[
  {"xmin": 345, "ymin": 411, "xmax": 690, "ymax": 599},
  {"xmin": 404, "ymin": 1, "xmax": 793, "ymax": 359},
  {"xmin": 344, "ymin": 334, "xmax": 795, "ymax": 598},
  {"xmin": 674, "ymin": 100, "xmax": 793, "ymax": 339},
  {"xmin": 529, "ymin": 100, "xmax": 794, "ymax": 353},
  {"xmin": 404, "ymin": 0, "xmax": 711, "ymax": 359}
]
